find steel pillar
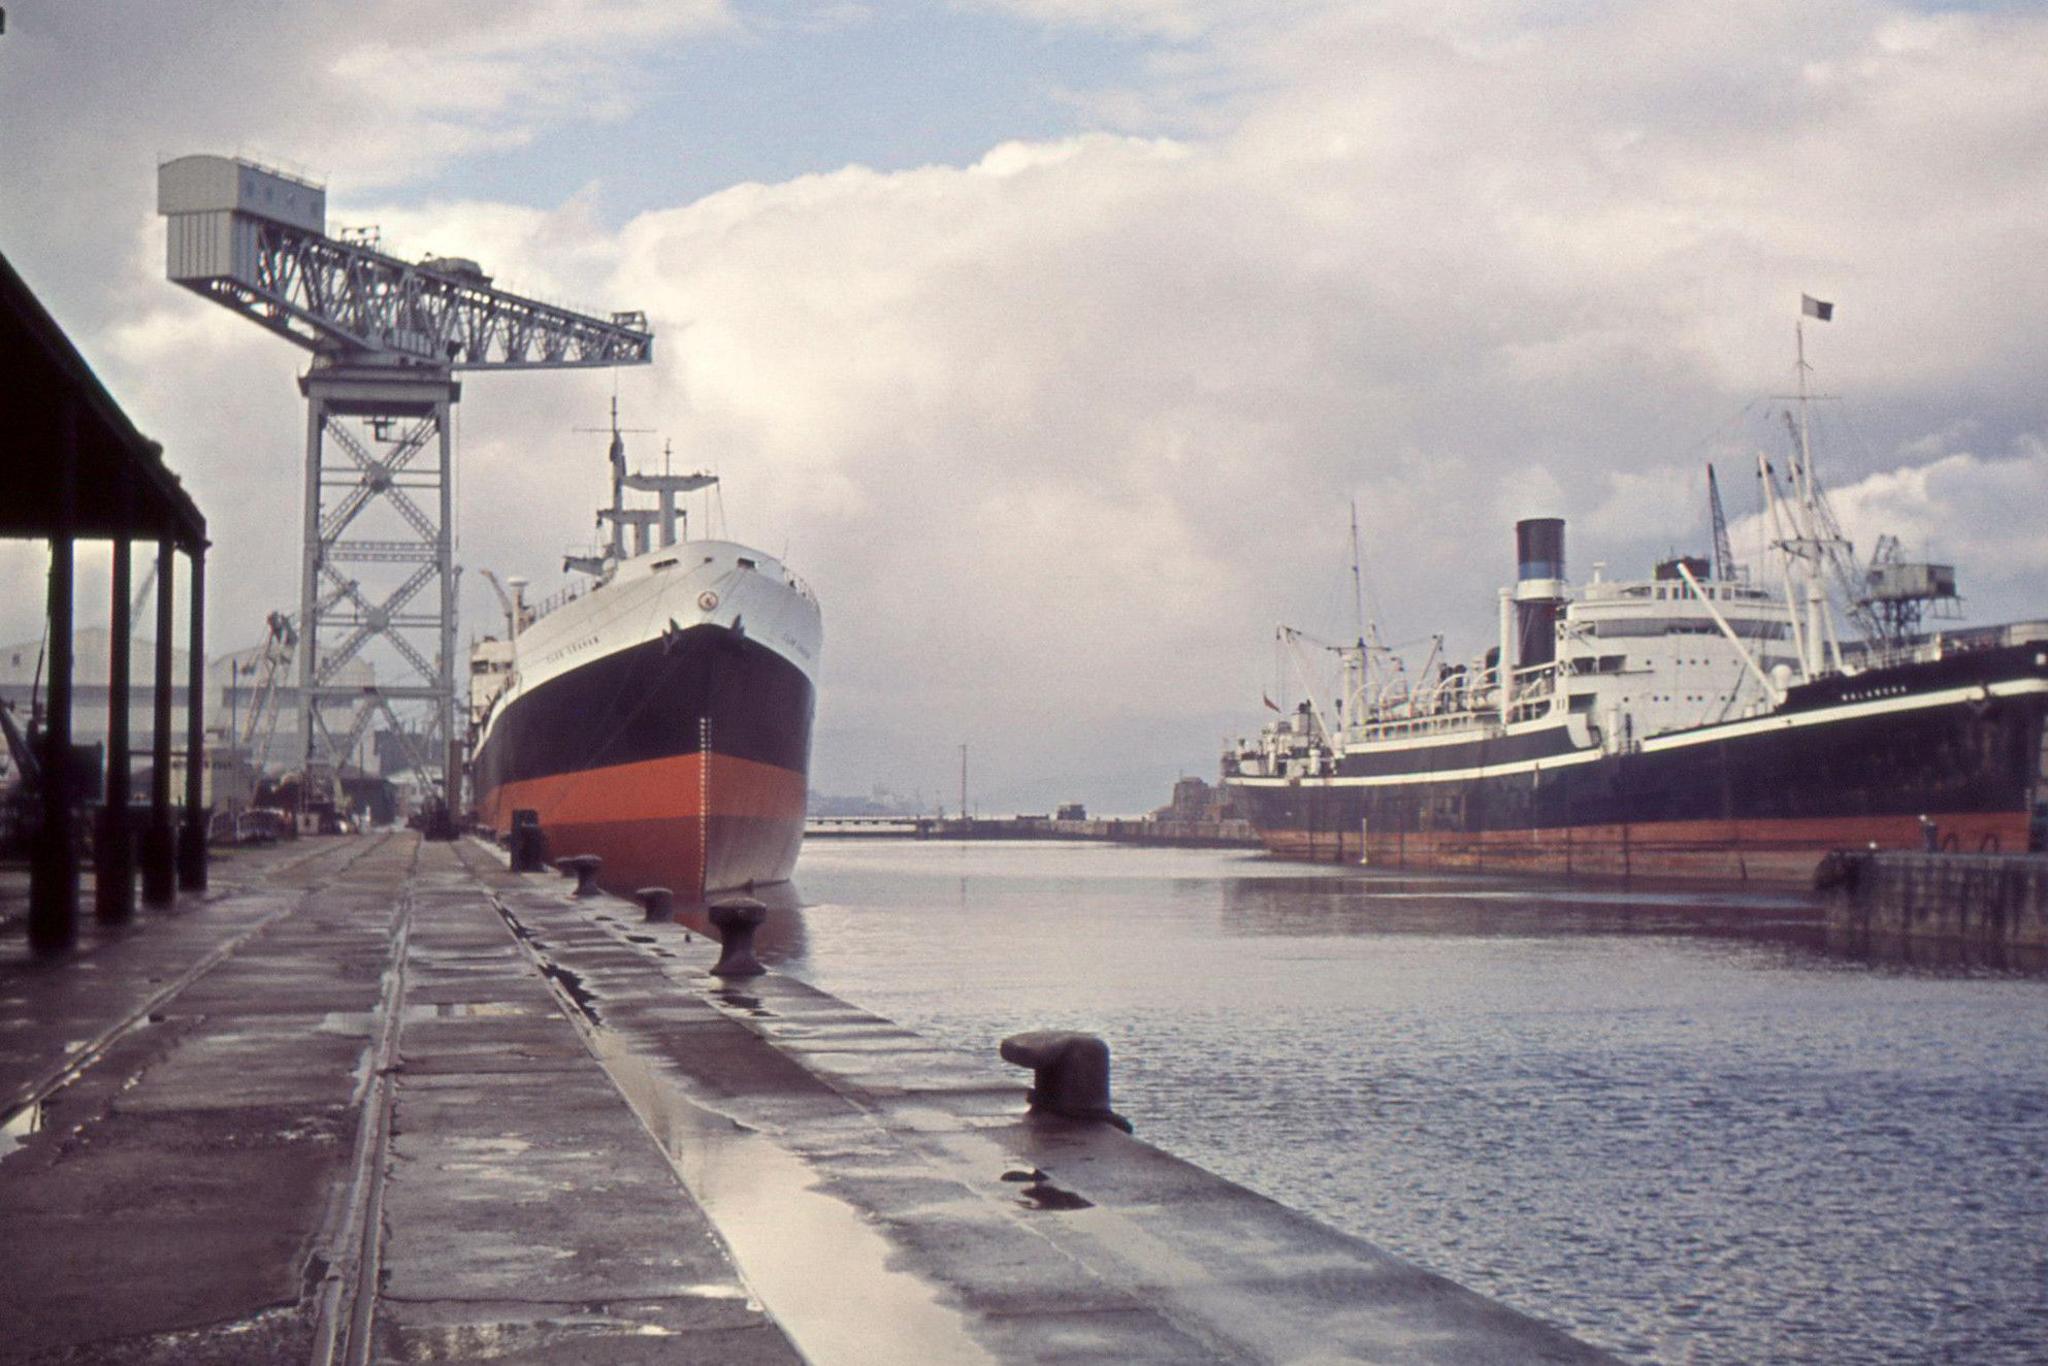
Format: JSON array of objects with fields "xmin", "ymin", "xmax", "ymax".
[
  {"xmin": 296, "ymin": 363, "xmax": 461, "ymax": 824},
  {"xmin": 178, "ymin": 546, "xmax": 207, "ymax": 891},
  {"xmin": 95, "ymin": 535, "xmax": 134, "ymax": 923},
  {"xmin": 143, "ymin": 540, "xmax": 177, "ymax": 904},
  {"xmin": 30, "ymin": 402, "xmax": 79, "ymax": 954}
]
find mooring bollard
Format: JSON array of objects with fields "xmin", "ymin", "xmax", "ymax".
[
  {"xmin": 635, "ymin": 886, "xmax": 675, "ymax": 923},
  {"xmin": 1000, "ymin": 1030, "xmax": 1132, "ymax": 1132},
  {"xmin": 707, "ymin": 896, "xmax": 768, "ymax": 977},
  {"xmin": 509, "ymin": 809, "xmax": 546, "ymax": 872},
  {"xmin": 554, "ymin": 854, "xmax": 604, "ymax": 898}
]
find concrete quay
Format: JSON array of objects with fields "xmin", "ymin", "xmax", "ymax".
[{"xmin": 1, "ymin": 832, "xmax": 1611, "ymax": 1364}]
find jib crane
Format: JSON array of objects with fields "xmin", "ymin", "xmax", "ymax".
[
  {"xmin": 1707, "ymin": 463, "xmax": 1737, "ymax": 582},
  {"xmin": 235, "ymin": 611, "xmax": 297, "ymax": 765},
  {"xmin": 157, "ymin": 155, "xmax": 653, "ymax": 823}
]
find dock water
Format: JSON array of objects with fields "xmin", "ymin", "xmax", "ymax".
[{"xmin": 1, "ymin": 833, "xmax": 1607, "ymax": 1363}]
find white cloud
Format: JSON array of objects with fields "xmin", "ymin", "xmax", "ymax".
[
  {"xmin": 6, "ymin": 1, "xmax": 2048, "ymax": 809},
  {"xmin": 1824, "ymin": 441, "xmax": 2048, "ymax": 583}
]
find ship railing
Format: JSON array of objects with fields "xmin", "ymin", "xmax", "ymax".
[
  {"xmin": 1837, "ymin": 621, "xmax": 2044, "ymax": 676},
  {"xmin": 529, "ymin": 581, "xmax": 590, "ymax": 622},
  {"xmin": 1349, "ymin": 708, "xmax": 1496, "ymax": 745},
  {"xmin": 1349, "ymin": 665, "xmax": 1558, "ymax": 743}
]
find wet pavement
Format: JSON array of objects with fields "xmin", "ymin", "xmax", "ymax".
[{"xmin": 0, "ymin": 832, "xmax": 1610, "ymax": 1363}]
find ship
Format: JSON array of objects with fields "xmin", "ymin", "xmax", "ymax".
[
  {"xmin": 469, "ymin": 408, "xmax": 821, "ymax": 896},
  {"xmin": 1224, "ymin": 310, "xmax": 2048, "ymax": 883}
]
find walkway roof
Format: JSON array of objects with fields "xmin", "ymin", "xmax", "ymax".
[{"xmin": 0, "ymin": 246, "xmax": 207, "ymax": 551}]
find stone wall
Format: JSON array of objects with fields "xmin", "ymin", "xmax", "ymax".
[{"xmin": 1821, "ymin": 851, "xmax": 2048, "ymax": 952}]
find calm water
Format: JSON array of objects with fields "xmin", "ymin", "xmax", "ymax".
[{"xmin": 763, "ymin": 839, "xmax": 2048, "ymax": 1365}]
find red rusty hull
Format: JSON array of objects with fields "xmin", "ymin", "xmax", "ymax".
[
  {"xmin": 481, "ymin": 750, "xmax": 805, "ymax": 898},
  {"xmin": 1258, "ymin": 811, "xmax": 2031, "ymax": 885}
]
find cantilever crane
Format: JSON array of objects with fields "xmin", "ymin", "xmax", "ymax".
[{"xmin": 158, "ymin": 155, "xmax": 653, "ymax": 822}]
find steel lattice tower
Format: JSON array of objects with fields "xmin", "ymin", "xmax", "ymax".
[{"xmin": 158, "ymin": 155, "xmax": 653, "ymax": 822}]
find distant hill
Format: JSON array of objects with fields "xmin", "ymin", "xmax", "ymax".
[{"xmin": 807, "ymin": 787, "xmax": 930, "ymax": 817}]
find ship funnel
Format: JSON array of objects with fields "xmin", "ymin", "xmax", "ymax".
[{"xmin": 1513, "ymin": 518, "xmax": 1566, "ymax": 669}]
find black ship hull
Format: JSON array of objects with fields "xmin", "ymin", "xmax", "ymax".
[
  {"xmin": 474, "ymin": 623, "xmax": 816, "ymax": 897},
  {"xmin": 1228, "ymin": 642, "xmax": 2048, "ymax": 883}
]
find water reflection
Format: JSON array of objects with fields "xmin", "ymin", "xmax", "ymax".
[
  {"xmin": 1218, "ymin": 871, "xmax": 1830, "ymax": 950},
  {"xmin": 1821, "ymin": 923, "xmax": 2046, "ymax": 975},
  {"xmin": 658, "ymin": 880, "xmax": 810, "ymax": 966},
  {"xmin": 784, "ymin": 840, "xmax": 2048, "ymax": 1365},
  {"xmin": 1211, "ymin": 866, "xmax": 2048, "ymax": 975}
]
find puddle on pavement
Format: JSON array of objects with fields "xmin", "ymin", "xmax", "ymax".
[
  {"xmin": 384, "ymin": 1312, "xmax": 693, "ymax": 1361},
  {"xmin": 321, "ymin": 1001, "xmax": 539, "ymax": 1034},
  {"xmin": 1, "ymin": 1099, "xmax": 42, "ymax": 1161},
  {"xmin": 712, "ymin": 989, "xmax": 774, "ymax": 1018},
  {"xmin": 1015, "ymin": 1180, "xmax": 1093, "ymax": 1211},
  {"xmin": 541, "ymin": 963, "xmax": 602, "ymax": 1025},
  {"xmin": 587, "ymin": 1029, "xmax": 992, "ymax": 1365},
  {"xmin": 406, "ymin": 1001, "xmax": 536, "ymax": 1020}
]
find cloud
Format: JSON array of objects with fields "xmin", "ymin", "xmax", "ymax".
[
  {"xmin": 1722, "ymin": 433, "xmax": 2048, "ymax": 643},
  {"xmin": 6, "ymin": 1, "xmax": 2048, "ymax": 810},
  {"xmin": 1822, "ymin": 439, "xmax": 2048, "ymax": 584},
  {"xmin": 0, "ymin": 0, "xmax": 729, "ymax": 331}
]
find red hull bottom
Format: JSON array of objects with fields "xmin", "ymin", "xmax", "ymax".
[
  {"xmin": 1258, "ymin": 812, "xmax": 2030, "ymax": 885},
  {"xmin": 481, "ymin": 752, "xmax": 805, "ymax": 898}
]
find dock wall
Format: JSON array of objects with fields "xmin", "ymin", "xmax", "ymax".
[
  {"xmin": 805, "ymin": 815, "xmax": 1262, "ymax": 848},
  {"xmin": 1046, "ymin": 816, "xmax": 1261, "ymax": 847},
  {"xmin": 1821, "ymin": 851, "xmax": 2048, "ymax": 956}
]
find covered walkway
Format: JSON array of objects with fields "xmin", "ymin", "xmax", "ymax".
[{"xmin": 1, "ymin": 245, "xmax": 209, "ymax": 952}]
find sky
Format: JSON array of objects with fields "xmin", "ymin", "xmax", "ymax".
[{"xmin": 3, "ymin": 0, "xmax": 2047, "ymax": 813}]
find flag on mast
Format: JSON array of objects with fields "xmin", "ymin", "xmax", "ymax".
[{"xmin": 1801, "ymin": 294, "xmax": 1834, "ymax": 321}]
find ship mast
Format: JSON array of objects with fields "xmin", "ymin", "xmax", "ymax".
[
  {"xmin": 1347, "ymin": 502, "xmax": 1367, "ymax": 737},
  {"xmin": 1349, "ymin": 502, "xmax": 1367, "ymax": 648},
  {"xmin": 1792, "ymin": 317, "xmax": 1837, "ymax": 675},
  {"xmin": 1767, "ymin": 296, "xmax": 1851, "ymax": 681}
]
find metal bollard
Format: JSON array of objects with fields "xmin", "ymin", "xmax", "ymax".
[
  {"xmin": 707, "ymin": 896, "xmax": 767, "ymax": 977},
  {"xmin": 554, "ymin": 854, "xmax": 604, "ymax": 898},
  {"xmin": 509, "ymin": 809, "xmax": 546, "ymax": 872},
  {"xmin": 634, "ymin": 886, "xmax": 675, "ymax": 922},
  {"xmin": 1000, "ymin": 1030, "xmax": 1132, "ymax": 1132}
]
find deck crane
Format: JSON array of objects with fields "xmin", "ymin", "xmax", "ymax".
[
  {"xmin": 477, "ymin": 569, "xmax": 534, "ymax": 638},
  {"xmin": 157, "ymin": 155, "xmax": 653, "ymax": 824}
]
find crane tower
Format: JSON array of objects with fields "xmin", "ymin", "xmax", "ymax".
[{"xmin": 157, "ymin": 155, "xmax": 653, "ymax": 823}]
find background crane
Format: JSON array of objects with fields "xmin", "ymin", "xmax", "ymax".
[
  {"xmin": 158, "ymin": 155, "xmax": 653, "ymax": 826},
  {"xmin": 1706, "ymin": 463, "xmax": 1737, "ymax": 582}
]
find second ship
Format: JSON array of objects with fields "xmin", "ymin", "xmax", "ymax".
[
  {"xmin": 1225, "ymin": 311, "xmax": 2048, "ymax": 882},
  {"xmin": 470, "ymin": 409, "xmax": 821, "ymax": 896}
]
